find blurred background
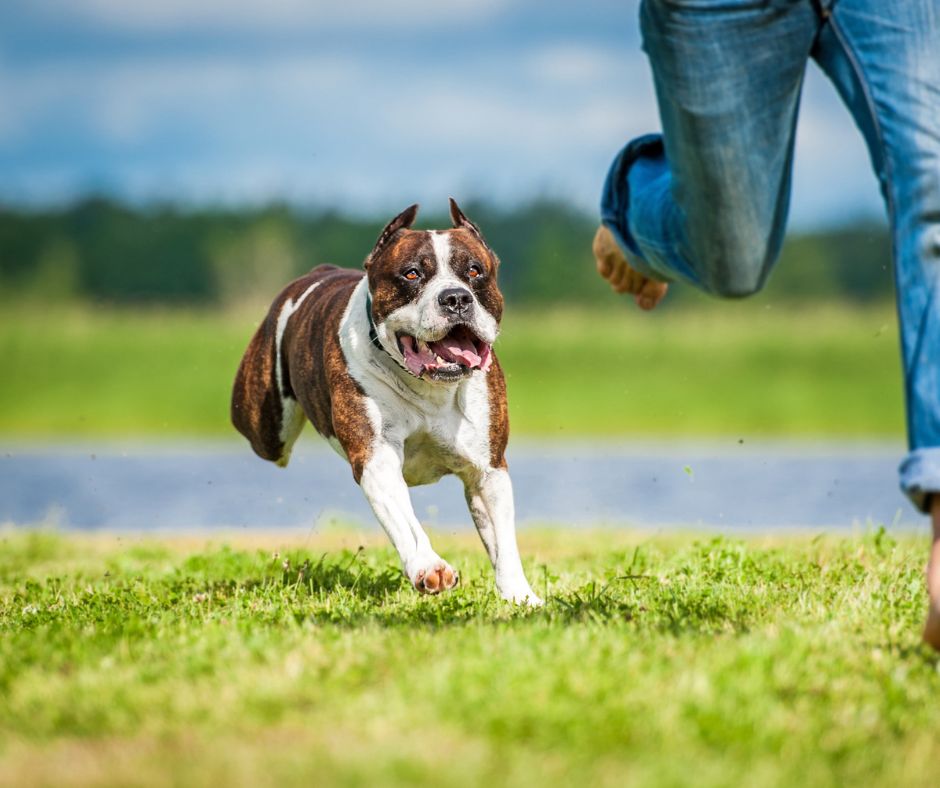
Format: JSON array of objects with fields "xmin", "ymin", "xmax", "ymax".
[{"xmin": 0, "ymin": 1, "xmax": 918, "ymax": 530}]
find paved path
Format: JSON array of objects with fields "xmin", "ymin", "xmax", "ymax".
[{"xmin": 0, "ymin": 439, "xmax": 925, "ymax": 532}]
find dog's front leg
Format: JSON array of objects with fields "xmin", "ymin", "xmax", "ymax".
[
  {"xmin": 359, "ymin": 442, "xmax": 459, "ymax": 595},
  {"xmin": 464, "ymin": 468, "xmax": 542, "ymax": 606}
]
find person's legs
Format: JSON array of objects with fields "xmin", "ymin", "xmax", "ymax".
[
  {"xmin": 810, "ymin": 0, "xmax": 940, "ymax": 644},
  {"xmin": 812, "ymin": 2, "xmax": 940, "ymax": 511},
  {"xmin": 600, "ymin": 0, "xmax": 819, "ymax": 298}
]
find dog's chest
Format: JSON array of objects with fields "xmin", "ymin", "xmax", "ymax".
[
  {"xmin": 389, "ymin": 382, "xmax": 492, "ymax": 485},
  {"xmin": 400, "ymin": 431, "xmax": 465, "ymax": 485}
]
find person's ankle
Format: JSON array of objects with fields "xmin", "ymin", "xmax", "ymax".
[
  {"xmin": 924, "ymin": 497, "xmax": 940, "ymax": 650},
  {"xmin": 927, "ymin": 495, "xmax": 940, "ymax": 605}
]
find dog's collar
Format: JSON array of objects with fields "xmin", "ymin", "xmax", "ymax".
[{"xmin": 365, "ymin": 291, "xmax": 390, "ymax": 356}]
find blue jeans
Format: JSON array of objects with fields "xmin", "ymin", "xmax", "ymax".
[{"xmin": 601, "ymin": 0, "xmax": 940, "ymax": 513}]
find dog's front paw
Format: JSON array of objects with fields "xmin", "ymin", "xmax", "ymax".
[{"xmin": 407, "ymin": 557, "xmax": 459, "ymax": 595}]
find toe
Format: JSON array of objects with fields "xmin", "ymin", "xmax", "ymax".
[
  {"xmin": 601, "ymin": 256, "xmax": 622, "ymax": 285},
  {"xmin": 635, "ymin": 278, "xmax": 669, "ymax": 310},
  {"xmin": 609, "ymin": 262, "xmax": 635, "ymax": 292},
  {"xmin": 422, "ymin": 569, "xmax": 441, "ymax": 594},
  {"xmin": 413, "ymin": 569, "xmax": 427, "ymax": 591},
  {"xmin": 440, "ymin": 565, "xmax": 458, "ymax": 590}
]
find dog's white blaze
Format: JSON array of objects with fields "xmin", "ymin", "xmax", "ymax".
[
  {"xmin": 429, "ymin": 231, "xmax": 452, "ymax": 275},
  {"xmin": 274, "ymin": 281, "xmax": 321, "ymax": 453},
  {"xmin": 428, "ymin": 230, "xmax": 465, "ymax": 293}
]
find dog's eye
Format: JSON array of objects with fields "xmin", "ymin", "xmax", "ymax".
[
  {"xmin": 403, "ymin": 268, "xmax": 421, "ymax": 281},
  {"xmin": 468, "ymin": 264, "xmax": 482, "ymax": 279}
]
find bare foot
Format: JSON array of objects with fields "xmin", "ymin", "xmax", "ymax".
[
  {"xmin": 923, "ymin": 496, "xmax": 940, "ymax": 650},
  {"xmin": 592, "ymin": 225, "xmax": 668, "ymax": 311}
]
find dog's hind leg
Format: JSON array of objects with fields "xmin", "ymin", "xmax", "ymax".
[
  {"xmin": 274, "ymin": 396, "xmax": 307, "ymax": 467},
  {"xmin": 463, "ymin": 468, "xmax": 542, "ymax": 606}
]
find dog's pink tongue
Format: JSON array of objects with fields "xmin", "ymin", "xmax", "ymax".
[
  {"xmin": 432, "ymin": 332, "xmax": 483, "ymax": 368},
  {"xmin": 399, "ymin": 335, "xmax": 436, "ymax": 376}
]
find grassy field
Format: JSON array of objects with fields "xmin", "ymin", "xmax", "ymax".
[
  {"xmin": 0, "ymin": 301, "xmax": 905, "ymax": 439},
  {"xmin": 1, "ymin": 528, "xmax": 938, "ymax": 787}
]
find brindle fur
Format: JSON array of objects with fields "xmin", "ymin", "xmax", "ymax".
[
  {"xmin": 232, "ymin": 265, "xmax": 374, "ymax": 477},
  {"xmin": 485, "ymin": 356, "xmax": 509, "ymax": 469}
]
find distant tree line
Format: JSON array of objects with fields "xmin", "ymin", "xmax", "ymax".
[{"xmin": 0, "ymin": 197, "xmax": 893, "ymax": 307}]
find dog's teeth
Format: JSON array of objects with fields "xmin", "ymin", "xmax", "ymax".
[{"xmin": 435, "ymin": 354, "xmax": 446, "ymax": 364}]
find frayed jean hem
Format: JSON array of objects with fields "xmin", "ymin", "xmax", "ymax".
[{"xmin": 899, "ymin": 447, "xmax": 940, "ymax": 514}]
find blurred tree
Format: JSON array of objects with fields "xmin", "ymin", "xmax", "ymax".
[
  {"xmin": 0, "ymin": 199, "xmax": 892, "ymax": 307},
  {"xmin": 207, "ymin": 206, "xmax": 299, "ymax": 308}
]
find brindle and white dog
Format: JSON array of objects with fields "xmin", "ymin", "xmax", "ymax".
[{"xmin": 231, "ymin": 199, "xmax": 541, "ymax": 605}]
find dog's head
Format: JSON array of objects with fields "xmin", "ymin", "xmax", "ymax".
[{"xmin": 365, "ymin": 199, "xmax": 503, "ymax": 383}]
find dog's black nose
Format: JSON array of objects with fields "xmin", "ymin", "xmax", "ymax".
[{"xmin": 438, "ymin": 287, "xmax": 473, "ymax": 315}]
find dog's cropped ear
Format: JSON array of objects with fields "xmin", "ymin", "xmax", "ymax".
[
  {"xmin": 366, "ymin": 203, "xmax": 419, "ymax": 268},
  {"xmin": 449, "ymin": 197, "xmax": 484, "ymax": 240}
]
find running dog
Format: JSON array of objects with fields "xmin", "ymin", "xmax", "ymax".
[{"xmin": 231, "ymin": 200, "xmax": 541, "ymax": 604}]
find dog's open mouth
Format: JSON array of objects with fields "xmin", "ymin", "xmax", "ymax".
[{"xmin": 397, "ymin": 325, "xmax": 492, "ymax": 379}]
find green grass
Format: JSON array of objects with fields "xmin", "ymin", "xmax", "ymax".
[
  {"xmin": 0, "ymin": 301, "xmax": 904, "ymax": 438},
  {"xmin": 1, "ymin": 528, "xmax": 938, "ymax": 787}
]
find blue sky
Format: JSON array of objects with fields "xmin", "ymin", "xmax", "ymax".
[{"xmin": 0, "ymin": 0, "xmax": 885, "ymax": 227}]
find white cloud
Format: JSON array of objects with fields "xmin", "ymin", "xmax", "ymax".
[
  {"xmin": 0, "ymin": 53, "xmax": 369, "ymax": 145},
  {"xmin": 523, "ymin": 44, "xmax": 635, "ymax": 86},
  {"xmin": 0, "ymin": 6, "xmax": 888, "ymax": 226},
  {"xmin": 30, "ymin": 0, "xmax": 513, "ymax": 33}
]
